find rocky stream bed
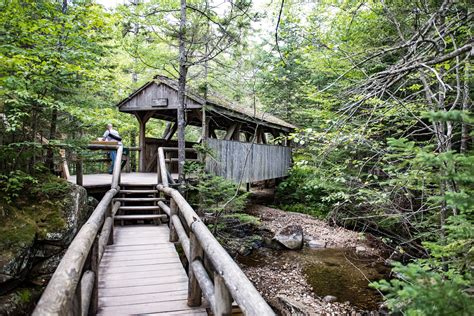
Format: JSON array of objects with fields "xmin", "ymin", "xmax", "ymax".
[{"xmin": 221, "ymin": 202, "xmax": 391, "ymax": 315}]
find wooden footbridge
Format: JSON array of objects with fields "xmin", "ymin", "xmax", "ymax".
[
  {"xmin": 33, "ymin": 145, "xmax": 275, "ymax": 315},
  {"xmin": 33, "ymin": 75, "xmax": 295, "ymax": 315}
]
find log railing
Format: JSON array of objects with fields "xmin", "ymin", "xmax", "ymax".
[
  {"xmin": 157, "ymin": 147, "xmax": 197, "ymax": 187},
  {"xmin": 156, "ymin": 147, "xmax": 275, "ymax": 315},
  {"xmin": 33, "ymin": 146, "xmax": 124, "ymax": 316},
  {"xmin": 72, "ymin": 145, "xmax": 140, "ymax": 185}
]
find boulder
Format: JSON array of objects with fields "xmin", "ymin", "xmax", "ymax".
[
  {"xmin": 40, "ymin": 185, "xmax": 91, "ymax": 246},
  {"xmin": 275, "ymin": 295, "xmax": 307, "ymax": 315},
  {"xmin": 273, "ymin": 224, "xmax": 304, "ymax": 250},
  {"xmin": 0, "ymin": 242, "xmax": 36, "ymax": 294},
  {"xmin": 323, "ymin": 295, "xmax": 338, "ymax": 303},
  {"xmin": 0, "ymin": 184, "xmax": 94, "ymax": 296},
  {"xmin": 307, "ymin": 239, "xmax": 327, "ymax": 249},
  {"xmin": 355, "ymin": 246, "xmax": 367, "ymax": 254}
]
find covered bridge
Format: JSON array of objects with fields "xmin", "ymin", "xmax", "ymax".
[{"xmin": 117, "ymin": 75, "xmax": 295, "ymax": 183}]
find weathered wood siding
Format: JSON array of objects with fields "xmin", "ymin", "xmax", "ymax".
[
  {"xmin": 120, "ymin": 83, "xmax": 201, "ymax": 111},
  {"xmin": 205, "ymin": 139, "xmax": 291, "ymax": 183},
  {"xmin": 144, "ymin": 138, "xmax": 198, "ymax": 172}
]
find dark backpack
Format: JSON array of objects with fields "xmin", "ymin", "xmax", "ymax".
[{"xmin": 108, "ymin": 132, "xmax": 122, "ymax": 142}]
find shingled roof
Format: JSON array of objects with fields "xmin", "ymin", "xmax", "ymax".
[{"xmin": 116, "ymin": 75, "xmax": 296, "ymax": 131}]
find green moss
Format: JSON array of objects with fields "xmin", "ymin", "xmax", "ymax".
[
  {"xmin": 0, "ymin": 173, "xmax": 70, "ymax": 253},
  {"xmin": 223, "ymin": 213, "xmax": 261, "ymax": 225},
  {"xmin": 15, "ymin": 288, "xmax": 32, "ymax": 304},
  {"xmin": 278, "ymin": 203, "xmax": 327, "ymax": 218}
]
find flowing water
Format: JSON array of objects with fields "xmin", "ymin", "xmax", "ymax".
[{"xmin": 237, "ymin": 247, "xmax": 390, "ymax": 311}]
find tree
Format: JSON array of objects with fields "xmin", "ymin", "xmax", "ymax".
[
  {"xmin": 0, "ymin": 0, "xmax": 115, "ymax": 173},
  {"xmin": 266, "ymin": 0, "xmax": 472, "ymax": 313},
  {"xmin": 120, "ymin": 0, "xmax": 253, "ymax": 182}
]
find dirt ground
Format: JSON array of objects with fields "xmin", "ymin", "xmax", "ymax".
[{"xmin": 240, "ymin": 202, "xmax": 386, "ymax": 315}]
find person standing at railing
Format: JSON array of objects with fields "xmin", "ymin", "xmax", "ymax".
[{"xmin": 102, "ymin": 123, "xmax": 122, "ymax": 174}]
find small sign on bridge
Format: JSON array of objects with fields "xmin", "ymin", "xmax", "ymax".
[{"xmin": 151, "ymin": 98, "xmax": 168, "ymax": 107}]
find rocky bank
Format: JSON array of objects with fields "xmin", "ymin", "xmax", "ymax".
[{"xmin": 0, "ymin": 182, "xmax": 97, "ymax": 315}]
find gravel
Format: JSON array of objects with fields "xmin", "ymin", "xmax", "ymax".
[
  {"xmin": 240, "ymin": 204, "xmax": 385, "ymax": 315},
  {"xmin": 247, "ymin": 204, "xmax": 381, "ymax": 254}
]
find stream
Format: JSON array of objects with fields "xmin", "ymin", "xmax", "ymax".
[{"xmin": 237, "ymin": 247, "xmax": 389, "ymax": 311}]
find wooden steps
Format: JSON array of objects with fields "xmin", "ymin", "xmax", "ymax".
[
  {"xmin": 119, "ymin": 189, "xmax": 158, "ymax": 194},
  {"xmin": 97, "ymin": 225, "xmax": 208, "ymax": 315},
  {"xmin": 118, "ymin": 205, "xmax": 161, "ymax": 211},
  {"xmin": 113, "ymin": 197, "xmax": 165, "ymax": 202},
  {"xmin": 115, "ymin": 188, "xmax": 165, "ymax": 223},
  {"xmin": 114, "ymin": 214, "xmax": 167, "ymax": 221}
]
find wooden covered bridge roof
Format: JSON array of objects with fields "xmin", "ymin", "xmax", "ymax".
[{"xmin": 116, "ymin": 75, "xmax": 296, "ymax": 133}]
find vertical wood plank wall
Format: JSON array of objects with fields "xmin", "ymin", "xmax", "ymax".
[{"xmin": 205, "ymin": 139, "xmax": 291, "ymax": 183}]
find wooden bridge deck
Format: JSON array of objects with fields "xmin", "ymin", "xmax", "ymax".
[{"xmin": 97, "ymin": 225, "xmax": 207, "ymax": 315}]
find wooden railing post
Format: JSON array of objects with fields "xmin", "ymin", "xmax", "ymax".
[
  {"xmin": 157, "ymin": 148, "xmax": 162, "ymax": 184},
  {"xmin": 158, "ymin": 147, "xmax": 168, "ymax": 187},
  {"xmin": 89, "ymin": 236, "xmax": 99, "ymax": 315},
  {"xmin": 169, "ymin": 199, "xmax": 178, "ymax": 242},
  {"xmin": 188, "ymin": 231, "xmax": 203, "ymax": 307},
  {"xmin": 80, "ymin": 271, "xmax": 95, "ymax": 316},
  {"xmin": 69, "ymin": 279, "xmax": 82, "ymax": 315},
  {"xmin": 214, "ymin": 273, "xmax": 232, "ymax": 316}
]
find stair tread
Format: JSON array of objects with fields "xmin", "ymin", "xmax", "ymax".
[
  {"xmin": 114, "ymin": 214, "xmax": 167, "ymax": 220},
  {"xmin": 119, "ymin": 205, "xmax": 161, "ymax": 210},
  {"xmin": 119, "ymin": 190, "xmax": 158, "ymax": 194},
  {"xmin": 114, "ymin": 197, "xmax": 165, "ymax": 202}
]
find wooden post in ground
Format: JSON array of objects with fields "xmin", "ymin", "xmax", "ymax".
[{"xmin": 188, "ymin": 231, "xmax": 203, "ymax": 307}]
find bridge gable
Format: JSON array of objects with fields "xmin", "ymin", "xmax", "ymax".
[{"xmin": 118, "ymin": 81, "xmax": 203, "ymax": 112}]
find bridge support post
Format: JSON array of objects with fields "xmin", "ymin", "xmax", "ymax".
[{"xmin": 188, "ymin": 231, "xmax": 203, "ymax": 307}]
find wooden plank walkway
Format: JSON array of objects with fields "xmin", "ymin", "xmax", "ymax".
[{"xmin": 97, "ymin": 225, "xmax": 207, "ymax": 315}]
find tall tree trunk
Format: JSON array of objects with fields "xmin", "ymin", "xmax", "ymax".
[
  {"xmin": 201, "ymin": 0, "xmax": 210, "ymax": 144},
  {"xmin": 47, "ymin": 0, "xmax": 68, "ymax": 171},
  {"xmin": 177, "ymin": 0, "xmax": 187, "ymax": 184},
  {"xmin": 460, "ymin": 61, "xmax": 471, "ymax": 153}
]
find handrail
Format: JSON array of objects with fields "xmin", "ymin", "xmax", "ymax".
[
  {"xmin": 33, "ymin": 146, "xmax": 123, "ymax": 315},
  {"xmin": 73, "ymin": 145, "xmax": 125, "ymax": 185},
  {"xmin": 158, "ymin": 147, "xmax": 168, "ymax": 187},
  {"xmin": 156, "ymin": 147, "xmax": 274, "ymax": 315},
  {"xmin": 111, "ymin": 146, "xmax": 123, "ymax": 189}
]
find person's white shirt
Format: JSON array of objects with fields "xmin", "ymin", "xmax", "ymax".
[{"xmin": 103, "ymin": 129, "xmax": 122, "ymax": 144}]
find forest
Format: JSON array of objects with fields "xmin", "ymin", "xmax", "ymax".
[{"xmin": 0, "ymin": 0, "xmax": 472, "ymax": 315}]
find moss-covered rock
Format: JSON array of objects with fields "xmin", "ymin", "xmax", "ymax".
[{"xmin": 0, "ymin": 178, "xmax": 94, "ymax": 296}]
